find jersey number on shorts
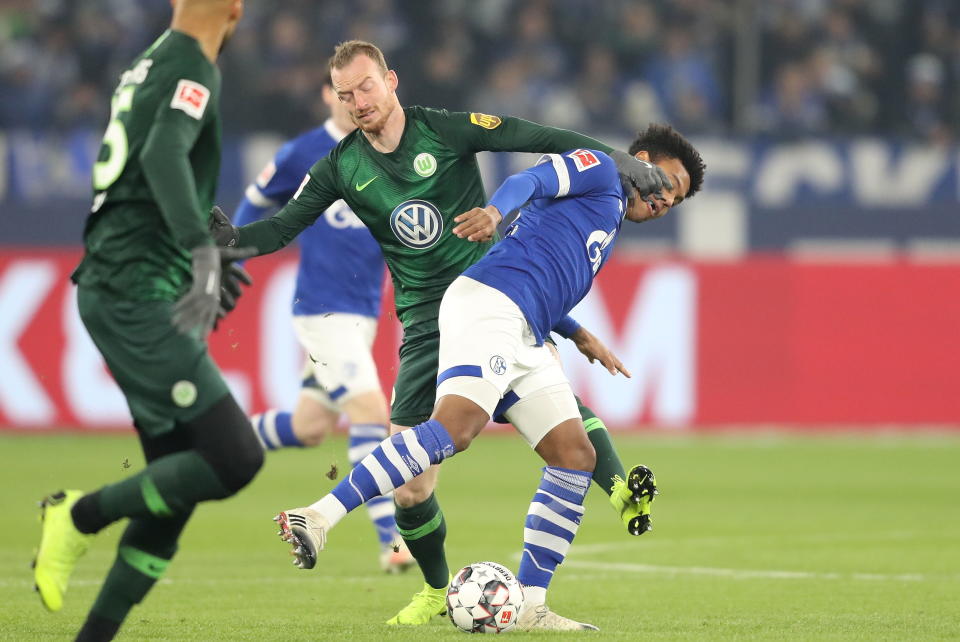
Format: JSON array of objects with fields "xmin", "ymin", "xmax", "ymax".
[{"xmin": 92, "ymin": 85, "xmax": 135, "ymax": 191}]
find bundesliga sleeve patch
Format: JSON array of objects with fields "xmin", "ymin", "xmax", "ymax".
[
  {"xmin": 170, "ymin": 79, "xmax": 210, "ymax": 120},
  {"xmin": 255, "ymin": 160, "xmax": 277, "ymax": 188},
  {"xmin": 469, "ymin": 113, "xmax": 502, "ymax": 129},
  {"xmin": 567, "ymin": 149, "xmax": 600, "ymax": 172}
]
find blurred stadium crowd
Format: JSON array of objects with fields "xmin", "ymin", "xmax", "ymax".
[{"xmin": 1, "ymin": 0, "xmax": 959, "ymax": 142}]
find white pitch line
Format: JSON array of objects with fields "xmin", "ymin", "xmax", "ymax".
[
  {"xmin": 564, "ymin": 531, "xmax": 921, "ymax": 556},
  {"xmin": 560, "ymin": 560, "xmax": 931, "ymax": 582}
]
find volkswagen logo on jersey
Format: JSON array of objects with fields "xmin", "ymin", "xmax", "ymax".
[
  {"xmin": 490, "ymin": 355, "xmax": 507, "ymax": 375},
  {"xmin": 390, "ymin": 199, "xmax": 443, "ymax": 249}
]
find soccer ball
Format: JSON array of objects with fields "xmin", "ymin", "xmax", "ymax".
[{"xmin": 446, "ymin": 561, "xmax": 524, "ymax": 634}]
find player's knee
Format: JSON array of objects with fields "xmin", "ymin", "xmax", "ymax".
[
  {"xmin": 294, "ymin": 417, "xmax": 330, "ymax": 447},
  {"xmin": 222, "ymin": 429, "xmax": 264, "ymax": 492},
  {"xmin": 393, "ymin": 467, "xmax": 438, "ymax": 507},
  {"xmin": 540, "ymin": 430, "xmax": 596, "ymax": 473},
  {"xmin": 293, "ymin": 395, "xmax": 338, "ymax": 447},
  {"xmin": 432, "ymin": 395, "xmax": 489, "ymax": 453},
  {"xmin": 394, "ymin": 483, "xmax": 430, "ymax": 508},
  {"xmin": 577, "ymin": 441, "xmax": 597, "ymax": 473},
  {"xmin": 341, "ymin": 390, "xmax": 389, "ymax": 427},
  {"xmin": 186, "ymin": 394, "xmax": 265, "ymax": 494},
  {"xmin": 556, "ymin": 441, "xmax": 596, "ymax": 473}
]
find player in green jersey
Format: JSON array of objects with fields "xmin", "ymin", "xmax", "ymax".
[
  {"xmin": 31, "ymin": 3, "xmax": 259, "ymax": 641},
  {"xmin": 212, "ymin": 39, "xmax": 661, "ymax": 626}
]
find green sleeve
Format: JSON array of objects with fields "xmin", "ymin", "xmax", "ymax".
[
  {"xmin": 421, "ymin": 108, "xmax": 615, "ymax": 156},
  {"xmin": 237, "ymin": 155, "xmax": 342, "ymax": 254},
  {"xmin": 140, "ymin": 69, "xmax": 218, "ymax": 250}
]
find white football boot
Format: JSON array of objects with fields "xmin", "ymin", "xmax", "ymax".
[
  {"xmin": 274, "ymin": 507, "xmax": 329, "ymax": 569},
  {"xmin": 517, "ymin": 604, "xmax": 600, "ymax": 631}
]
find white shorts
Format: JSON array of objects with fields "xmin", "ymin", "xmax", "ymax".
[
  {"xmin": 436, "ymin": 276, "xmax": 579, "ymax": 447},
  {"xmin": 292, "ymin": 313, "xmax": 380, "ymax": 410}
]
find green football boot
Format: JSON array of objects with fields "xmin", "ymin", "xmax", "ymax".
[
  {"xmin": 33, "ymin": 490, "xmax": 93, "ymax": 612},
  {"xmin": 610, "ymin": 465, "xmax": 659, "ymax": 536},
  {"xmin": 385, "ymin": 580, "xmax": 448, "ymax": 625}
]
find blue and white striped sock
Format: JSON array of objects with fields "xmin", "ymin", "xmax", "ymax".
[
  {"xmin": 517, "ymin": 466, "xmax": 591, "ymax": 604},
  {"xmin": 348, "ymin": 423, "xmax": 398, "ymax": 548},
  {"xmin": 311, "ymin": 419, "xmax": 456, "ymax": 527},
  {"xmin": 252, "ymin": 410, "xmax": 303, "ymax": 450}
]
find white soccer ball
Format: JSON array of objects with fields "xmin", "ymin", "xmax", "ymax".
[{"xmin": 446, "ymin": 561, "xmax": 524, "ymax": 634}]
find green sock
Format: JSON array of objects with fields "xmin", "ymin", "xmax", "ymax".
[
  {"xmin": 87, "ymin": 549, "xmax": 161, "ymax": 625},
  {"xmin": 74, "ymin": 451, "xmax": 229, "ymax": 533},
  {"xmin": 578, "ymin": 396, "xmax": 626, "ymax": 496},
  {"xmin": 86, "ymin": 514, "xmax": 188, "ymax": 628},
  {"xmin": 395, "ymin": 493, "xmax": 449, "ymax": 589}
]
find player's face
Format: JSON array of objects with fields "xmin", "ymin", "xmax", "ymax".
[
  {"xmin": 331, "ymin": 55, "xmax": 398, "ymax": 134},
  {"xmin": 623, "ymin": 152, "xmax": 691, "ymax": 223},
  {"xmin": 322, "ymin": 83, "xmax": 356, "ymax": 132}
]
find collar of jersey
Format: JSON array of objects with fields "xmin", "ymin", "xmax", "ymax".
[{"xmin": 324, "ymin": 118, "xmax": 350, "ymax": 142}]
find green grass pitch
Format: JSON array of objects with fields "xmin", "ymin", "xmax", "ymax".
[{"xmin": 1, "ymin": 431, "xmax": 958, "ymax": 640}]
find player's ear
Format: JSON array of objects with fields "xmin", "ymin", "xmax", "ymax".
[
  {"xmin": 321, "ymin": 83, "xmax": 335, "ymax": 104},
  {"xmin": 385, "ymin": 69, "xmax": 398, "ymax": 92},
  {"xmin": 634, "ymin": 150, "xmax": 651, "ymax": 162}
]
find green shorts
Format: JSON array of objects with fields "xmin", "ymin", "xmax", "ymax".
[
  {"xmin": 390, "ymin": 317, "xmax": 440, "ymax": 427},
  {"xmin": 77, "ymin": 286, "xmax": 229, "ymax": 437}
]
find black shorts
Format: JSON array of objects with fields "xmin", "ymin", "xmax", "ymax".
[
  {"xmin": 78, "ymin": 286, "xmax": 229, "ymax": 437},
  {"xmin": 389, "ymin": 317, "xmax": 440, "ymax": 427}
]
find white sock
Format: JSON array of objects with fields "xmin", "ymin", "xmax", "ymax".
[
  {"xmin": 310, "ymin": 494, "xmax": 348, "ymax": 528},
  {"xmin": 523, "ymin": 585, "xmax": 547, "ymax": 609}
]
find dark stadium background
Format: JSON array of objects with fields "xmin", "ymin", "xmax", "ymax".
[
  {"xmin": 2, "ymin": 4, "xmax": 959, "ymax": 640},
  {"xmin": 1, "ymin": 0, "xmax": 958, "ymax": 430}
]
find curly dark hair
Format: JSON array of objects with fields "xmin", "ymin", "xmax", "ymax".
[{"xmin": 627, "ymin": 124, "xmax": 706, "ymax": 199}]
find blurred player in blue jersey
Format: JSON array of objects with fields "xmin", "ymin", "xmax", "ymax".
[
  {"xmin": 233, "ymin": 74, "xmax": 414, "ymax": 573},
  {"xmin": 275, "ymin": 124, "xmax": 705, "ymax": 630}
]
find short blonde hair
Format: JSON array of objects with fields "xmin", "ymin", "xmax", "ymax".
[{"xmin": 329, "ymin": 40, "xmax": 388, "ymax": 74}]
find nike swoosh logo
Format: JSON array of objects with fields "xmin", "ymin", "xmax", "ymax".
[{"xmin": 355, "ymin": 176, "xmax": 378, "ymax": 191}]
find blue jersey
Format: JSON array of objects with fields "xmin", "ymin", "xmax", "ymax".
[
  {"xmin": 463, "ymin": 149, "xmax": 627, "ymax": 344},
  {"xmin": 234, "ymin": 119, "xmax": 385, "ymax": 318}
]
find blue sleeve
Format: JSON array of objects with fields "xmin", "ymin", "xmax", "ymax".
[
  {"xmin": 551, "ymin": 149, "xmax": 618, "ymax": 198},
  {"xmin": 232, "ymin": 141, "xmax": 305, "ymax": 225},
  {"xmin": 233, "ymin": 198, "xmax": 270, "ymax": 226},
  {"xmin": 552, "ymin": 315, "xmax": 582, "ymax": 339},
  {"xmin": 236, "ymin": 131, "xmax": 333, "ymax": 224},
  {"xmin": 487, "ymin": 149, "xmax": 615, "ymax": 214},
  {"xmin": 487, "ymin": 172, "xmax": 539, "ymax": 217}
]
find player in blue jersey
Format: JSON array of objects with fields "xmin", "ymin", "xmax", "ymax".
[
  {"xmin": 232, "ymin": 75, "xmax": 414, "ymax": 573},
  {"xmin": 273, "ymin": 124, "xmax": 705, "ymax": 630}
]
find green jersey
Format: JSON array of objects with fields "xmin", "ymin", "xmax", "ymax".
[
  {"xmin": 73, "ymin": 29, "xmax": 221, "ymax": 301},
  {"xmin": 238, "ymin": 106, "xmax": 612, "ymax": 326}
]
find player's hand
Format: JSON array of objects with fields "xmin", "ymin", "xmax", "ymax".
[
  {"xmin": 610, "ymin": 150, "xmax": 672, "ymax": 202},
  {"xmin": 570, "ymin": 326, "xmax": 631, "ymax": 377},
  {"xmin": 453, "ymin": 205, "xmax": 502, "ymax": 242},
  {"xmin": 209, "ymin": 205, "xmax": 239, "ymax": 247},
  {"xmin": 218, "ymin": 262, "xmax": 253, "ymax": 316},
  {"xmin": 173, "ymin": 245, "xmax": 256, "ymax": 338}
]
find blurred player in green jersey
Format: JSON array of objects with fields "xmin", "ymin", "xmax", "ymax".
[
  {"xmin": 32, "ymin": 2, "xmax": 259, "ymax": 641},
  {"xmin": 212, "ymin": 40, "xmax": 659, "ymax": 627}
]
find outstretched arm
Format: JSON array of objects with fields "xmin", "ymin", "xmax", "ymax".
[
  {"xmin": 233, "ymin": 156, "xmax": 341, "ymax": 255},
  {"xmin": 422, "ymin": 109, "xmax": 615, "ymax": 156}
]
